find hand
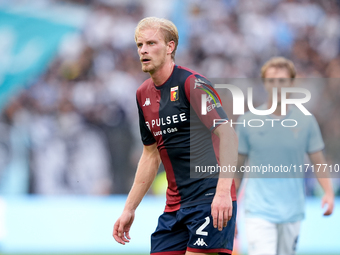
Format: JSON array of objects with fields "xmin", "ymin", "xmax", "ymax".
[
  {"xmin": 113, "ymin": 210, "xmax": 135, "ymax": 245},
  {"xmin": 321, "ymin": 192, "xmax": 334, "ymax": 216},
  {"xmin": 211, "ymin": 193, "xmax": 232, "ymax": 231}
]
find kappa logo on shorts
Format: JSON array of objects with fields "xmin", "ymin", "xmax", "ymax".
[{"xmin": 193, "ymin": 238, "xmax": 208, "ymax": 246}]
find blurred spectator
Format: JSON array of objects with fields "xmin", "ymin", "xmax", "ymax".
[
  {"xmin": 0, "ymin": 98, "xmax": 30, "ymax": 195},
  {"xmin": 29, "ymin": 98, "xmax": 112, "ymax": 195}
]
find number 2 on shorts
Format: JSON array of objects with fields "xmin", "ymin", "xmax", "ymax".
[{"xmin": 196, "ymin": 216, "xmax": 210, "ymax": 236}]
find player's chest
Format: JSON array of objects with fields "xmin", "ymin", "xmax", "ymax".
[
  {"xmin": 141, "ymin": 87, "xmax": 189, "ymax": 133},
  {"xmin": 247, "ymin": 123, "xmax": 308, "ymax": 152}
]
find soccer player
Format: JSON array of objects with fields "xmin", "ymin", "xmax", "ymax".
[
  {"xmin": 112, "ymin": 17, "xmax": 238, "ymax": 255},
  {"xmin": 235, "ymin": 57, "xmax": 334, "ymax": 255}
]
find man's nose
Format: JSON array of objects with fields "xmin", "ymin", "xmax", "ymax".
[
  {"xmin": 140, "ymin": 45, "xmax": 148, "ymax": 54},
  {"xmin": 273, "ymin": 80, "xmax": 283, "ymax": 87}
]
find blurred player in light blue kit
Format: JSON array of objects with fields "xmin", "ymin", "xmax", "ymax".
[{"xmin": 235, "ymin": 57, "xmax": 334, "ymax": 255}]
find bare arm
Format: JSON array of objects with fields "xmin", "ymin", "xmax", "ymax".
[
  {"xmin": 211, "ymin": 124, "xmax": 238, "ymax": 231},
  {"xmin": 234, "ymin": 154, "xmax": 247, "ymax": 194},
  {"xmin": 113, "ymin": 143, "xmax": 161, "ymax": 244},
  {"xmin": 122, "ymin": 143, "xmax": 161, "ymax": 211},
  {"xmin": 309, "ymin": 150, "xmax": 334, "ymax": 216}
]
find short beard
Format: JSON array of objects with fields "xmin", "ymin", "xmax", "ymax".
[{"xmin": 142, "ymin": 64, "xmax": 154, "ymax": 73}]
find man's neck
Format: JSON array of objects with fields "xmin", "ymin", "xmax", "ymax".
[{"xmin": 150, "ymin": 61, "xmax": 175, "ymax": 86}]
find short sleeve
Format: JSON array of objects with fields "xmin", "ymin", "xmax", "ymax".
[
  {"xmin": 136, "ymin": 96, "xmax": 156, "ymax": 145},
  {"xmin": 307, "ymin": 115, "xmax": 324, "ymax": 153},
  {"xmin": 236, "ymin": 115, "xmax": 249, "ymax": 155},
  {"xmin": 184, "ymin": 74, "xmax": 228, "ymax": 132}
]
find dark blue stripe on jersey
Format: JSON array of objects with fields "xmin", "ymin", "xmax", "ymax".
[{"xmin": 156, "ymin": 66, "xmax": 221, "ymax": 208}]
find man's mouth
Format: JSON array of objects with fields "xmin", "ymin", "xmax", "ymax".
[{"xmin": 141, "ymin": 58, "xmax": 151, "ymax": 63}]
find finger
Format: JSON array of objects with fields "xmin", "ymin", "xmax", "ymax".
[
  {"xmin": 113, "ymin": 221, "xmax": 119, "ymax": 237},
  {"xmin": 113, "ymin": 234, "xmax": 124, "ymax": 245},
  {"xmin": 113, "ymin": 231, "xmax": 125, "ymax": 244},
  {"xmin": 211, "ymin": 206, "xmax": 218, "ymax": 228},
  {"xmin": 224, "ymin": 207, "xmax": 231, "ymax": 228},
  {"xmin": 121, "ymin": 232, "xmax": 130, "ymax": 243},
  {"xmin": 122, "ymin": 226, "xmax": 131, "ymax": 242},
  {"xmin": 113, "ymin": 231, "xmax": 125, "ymax": 245},
  {"xmin": 117, "ymin": 222, "xmax": 128, "ymax": 245},
  {"xmin": 323, "ymin": 203, "xmax": 334, "ymax": 216},
  {"xmin": 228, "ymin": 206, "xmax": 233, "ymax": 221},
  {"xmin": 223, "ymin": 219, "xmax": 228, "ymax": 227},
  {"xmin": 118, "ymin": 222, "xmax": 124, "ymax": 238},
  {"xmin": 125, "ymin": 229, "xmax": 131, "ymax": 240},
  {"xmin": 321, "ymin": 197, "xmax": 334, "ymax": 216},
  {"xmin": 218, "ymin": 210, "xmax": 224, "ymax": 231},
  {"xmin": 324, "ymin": 209, "xmax": 331, "ymax": 216},
  {"xmin": 113, "ymin": 221, "xmax": 124, "ymax": 244},
  {"xmin": 323, "ymin": 205, "xmax": 330, "ymax": 215},
  {"xmin": 223, "ymin": 209, "xmax": 228, "ymax": 228}
]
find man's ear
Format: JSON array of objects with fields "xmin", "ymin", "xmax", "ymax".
[{"xmin": 167, "ymin": 41, "xmax": 175, "ymax": 55}]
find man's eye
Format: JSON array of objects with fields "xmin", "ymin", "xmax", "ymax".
[{"xmin": 149, "ymin": 42, "xmax": 155, "ymax": 45}]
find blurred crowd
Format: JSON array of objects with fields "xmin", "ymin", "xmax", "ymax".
[{"xmin": 0, "ymin": 0, "xmax": 339, "ymax": 196}]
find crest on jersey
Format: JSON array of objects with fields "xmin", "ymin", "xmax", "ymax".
[{"xmin": 170, "ymin": 86, "xmax": 179, "ymax": 101}]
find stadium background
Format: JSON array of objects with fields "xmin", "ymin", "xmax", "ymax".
[{"xmin": 0, "ymin": 0, "xmax": 339, "ymax": 254}]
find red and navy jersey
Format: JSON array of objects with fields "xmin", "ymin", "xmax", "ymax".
[{"xmin": 136, "ymin": 65, "xmax": 236, "ymax": 212}]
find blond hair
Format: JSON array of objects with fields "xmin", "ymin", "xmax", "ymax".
[
  {"xmin": 261, "ymin": 57, "xmax": 296, "ymax": 79},
  {"xmin": 135, "ymin": 17, "xmax": 179, "ymax": 60}
]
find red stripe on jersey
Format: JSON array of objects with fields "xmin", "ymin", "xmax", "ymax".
[
  {"xmin": 207, "ymin": 85, "xmax": 222, "ymax": 106},
  {"xmin": 184, "ymin": 74, "xmax": 193, "ymax": 104},
  {"xmin": 160, "ymin": 148, "xmax": 181, "ymax": 212},
  {"xmin": 137, "ymin": 80, "xmax": 181, "ymax": 212},
  {"xmin": 187, "ymin": 247, "xmax": 232, "ymax": 254}
]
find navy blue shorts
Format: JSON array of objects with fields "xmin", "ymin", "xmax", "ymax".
[{"xmin": 150, "ymin": 201, "xmax": 236, "ymax": 255}]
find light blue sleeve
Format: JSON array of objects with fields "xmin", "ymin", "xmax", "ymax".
[
  {"xmin": 307, "ymin": 115, "xmax": 325, "ymax": 153},
  {"xmin": 236, "ymin": 115, "xmax": 249, "ymax": 155}
]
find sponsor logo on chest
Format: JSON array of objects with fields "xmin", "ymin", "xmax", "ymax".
[{"xmin": 145, "ymin": 113, "xmax": 187, "ymax": 130}]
